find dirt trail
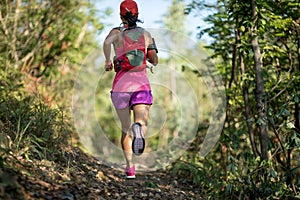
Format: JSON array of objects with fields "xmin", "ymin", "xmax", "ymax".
[{"xmin": 0, "ymin": 146, "xmax": 202, "ymax": 200}]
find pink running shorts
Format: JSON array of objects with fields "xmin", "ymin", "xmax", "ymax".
[{"xmin": 111, "ymin": 91, "xmax": 153, "ymax": 109}]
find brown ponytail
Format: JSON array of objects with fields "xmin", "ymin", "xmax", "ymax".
[{"xmin": 123, "ymin": 11, "xmax": 143, "ymax": 28}]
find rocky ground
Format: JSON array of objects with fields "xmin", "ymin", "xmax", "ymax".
[{"xmin": 0, "ymin": 146, "xmax": 202, "ymax": 200}]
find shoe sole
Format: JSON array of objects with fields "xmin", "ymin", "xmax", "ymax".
[
  {"xmin": 126, "ymin": 174, "xmax": 136, "ymax": 179},
  {"xmin": 132, "ymin": 123, "xmax": 145, "ymax": 156}
]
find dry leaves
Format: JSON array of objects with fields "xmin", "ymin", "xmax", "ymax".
[{"xmin": 0, "ymin": 146, "xmax": 201, "ymax": 200}]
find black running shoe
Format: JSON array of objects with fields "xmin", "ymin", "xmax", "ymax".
[{"xmin": 132, "ymin": 122, "xmax": 145, "ymax": 156}]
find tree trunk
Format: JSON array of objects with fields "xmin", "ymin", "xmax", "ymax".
[
  {"xmin": 251, "ymin": 0, "xmax": 270, "ymax": 160},
  {"xmin": 158, "ymin": 85, "xmax": 171, "ymax": 149},
  {"xmin": 235, "ymin": 24, "xmax": 260, "ymax": 157},
  {"xmin": 240, "ymin": 51, "xmax": 260, "ymax": 157}
]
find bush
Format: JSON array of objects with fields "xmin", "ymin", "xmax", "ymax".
[{"xmin": 171, "ymin": 151, "xmax": 299, "ymax": 200}]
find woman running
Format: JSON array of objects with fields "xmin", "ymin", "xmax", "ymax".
[{"xmin": 103, "ymin": 0, "xmax": 158, "ymax": 179}]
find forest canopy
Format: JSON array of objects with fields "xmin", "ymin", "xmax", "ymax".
[{"xmin": 0, "ymin": 0, "xmax": 300, "ymax": 199}]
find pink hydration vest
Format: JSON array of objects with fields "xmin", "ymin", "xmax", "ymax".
[{"xmin": 111, "ymin": 27, "xmax": 151, "ymax": 92}]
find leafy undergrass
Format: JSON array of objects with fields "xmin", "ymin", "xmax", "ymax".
[
  {"xmin": 0, "ymin": 74, "xmax": 74, "ymax": 174},
  {"xmin": 170, "ymin": 151, "xmax": 300, "ymax": 200}
]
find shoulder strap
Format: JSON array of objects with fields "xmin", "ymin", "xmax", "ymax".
[
  {"xmin": 112, "ymin": 27, "xmax": 129, "ymax": 32},
  {"xmin": 112, "ymin": 27, "xmax": 121, "ymax": 31},
  {"xmin": 122, "ymin": 26, "xmax": 143, "ymax": 32}
]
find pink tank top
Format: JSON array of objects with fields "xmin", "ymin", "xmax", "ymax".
[{"xmin": 111, "ymin": 47, "xmax": 151, "ymax": 92}]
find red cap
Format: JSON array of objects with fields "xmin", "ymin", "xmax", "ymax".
[{"xmin": 120, "ymin": 0, "xmax": 138, "ymax": 16}]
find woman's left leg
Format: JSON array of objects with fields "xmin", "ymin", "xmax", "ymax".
[{"xmin": 115, "ymin": 107, "xmax": 133, "ymax": 168}]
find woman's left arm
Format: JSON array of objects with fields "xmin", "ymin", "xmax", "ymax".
[{"xmin": 145, "ymin": 31, "xmax": 158, "ymax": 66}]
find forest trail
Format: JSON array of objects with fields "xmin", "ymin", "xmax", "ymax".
[{"xmin": 0, "ymin": 146, "xmax": 201, "ymax": 200}]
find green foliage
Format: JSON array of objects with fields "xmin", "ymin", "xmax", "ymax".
[
  {"xmin": 172, "ymin": 153, "xmax": 297, "ymax": 199},
  {"xmin": 163, "ymin": 0, "xmax": 187, "ymax": 33},
  {"xmin": 0, "ymin": 0, "xmax": 108, "ymax": 176},
  {"xmin": 174, "ymin": 0, "xmax": 300, "ymax": 198},
  {"xmin": 0, "ymin": 0, "xmax": 104, "ymax": 76},
  {"xmin": 0, "ymin": 83, "xmax": 73, "ymax": 169}
]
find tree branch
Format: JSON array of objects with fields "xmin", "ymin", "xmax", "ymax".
[{"xmin": 269, "ymin": 78, "xmax": 294, "ymax": 102}]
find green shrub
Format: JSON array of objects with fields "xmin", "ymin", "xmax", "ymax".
[{"xmin": 0, "ymin": 69, "xmax": 73, "ymax": 171}]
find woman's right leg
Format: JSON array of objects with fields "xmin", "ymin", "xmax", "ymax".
[{"xmin": 116, "ymin": 107, "xmax": 133, "ymax": 168}]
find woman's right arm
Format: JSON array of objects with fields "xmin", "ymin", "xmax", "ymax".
[{"xmin": 103, "ymin": 29, "xmax": 118, "ymax": 71}]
